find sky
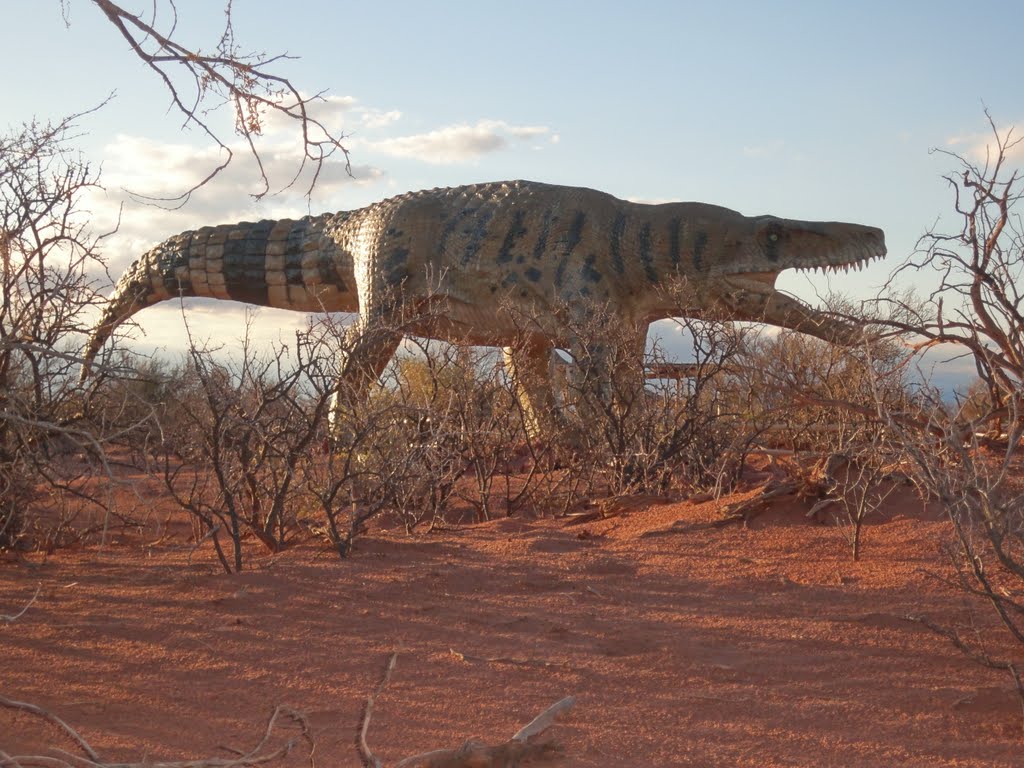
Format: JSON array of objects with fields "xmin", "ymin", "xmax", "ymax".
[{"xmin": 4, "ymin": 0, "xmax": 1023, "ymax": 385}]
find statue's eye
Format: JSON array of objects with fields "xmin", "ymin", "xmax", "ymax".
[{"xmin": 768, "ymin": 233, "xmax": 779, "ymax": 242}]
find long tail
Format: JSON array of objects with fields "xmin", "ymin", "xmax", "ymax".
[{"xmin": 81, "ymin": 213, "xmax": 354, "ymax": 379}]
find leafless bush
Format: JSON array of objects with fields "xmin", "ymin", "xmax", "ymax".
[
  {"xmin": 1, "ymin": 1, "xmax": 358, "ymax": 551},
  {"xmin": 537, "ymin": 297, "xmax": 747, "ymax": 502},
  {"xmin": 449, "ymin": 348, "xmax": 540, "ymax": 521},
  {"xmin": 371, "ymin": 345, "xmax": 476, "ymax": 532},
  {"xmin": 0, "ymin": 113, "xmax": 148, "ymax": 551},
  {"xmin": 732, "ymin": 326, "xmax": 911, "ymax": 450},
  {"xmin": 130, "ymin": 301, "xmax": 528, "ymax": 563},
  {"xmin": 379, "ymin": 342, "xmax": 549, "ymax": 527},
  {"xmin": 872, "ymin": 116, "xmax": 1024, "ymax": 701},
  {"xmin": 706, "ymin": 323, "xmax": 915, "ymax": 557},
  {"xmin": 151, "ymin": 314, "xmax": 339, "ymax": 572}
]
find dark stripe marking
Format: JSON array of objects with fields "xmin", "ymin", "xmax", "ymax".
[
  {"xmin": 692, "ymin": 231, "xmax": 708, "ymax": 272},
  {"xmin": 610, "ymin": 212, "xmax": 627, "ymax": 275},
  {"xmin": 161, "ymin": 236, "xmax": 193, "ymax": 296},
  {"xmin": 532, "ymin": 208, "xmax": 555, "ymax": 260},
  {"xmin": 284, "ymin": 221, "xmax": 306, "ymax": 281},
  {"xmin": 582, "ymin": 253, "xmax": 603, "ymax": 283},
  {"xmin": 555, "ymin": 211, "xmax": 587, "ymax": 289},
  {"xmin": 668, "ymin": 217, "xmax": 681, "ymax": 272},
  {"xmin": 555, "ymin": 258, "xmax": 567, "ymax": 289},
  {"xmin": 764, "ymin": 223, "xmax": 782, "ymax": 261},
  {"xmin": 460, "ymin": 205, "xmax": 498, "ymax": 266},
  {"xmin": 437, "ymin": 208, "xmax": 472, "ymax": 259},
  {"xmin": 223, "ymin": 223, "xmax": 270, "ymax": 305},
  {"xmin": 497, "ymin": 209, "xmax": 527, "ymax": 264},
  {"xmin": 564, "ymin": 211, "xmax": 587, "ymax": 256},
  {"xmin": 639, "ymin": 222, "xmax": 657, "ymax": 283},
  {"xmin": 385, "ymin": 247, "xmax": 410, "ymax": 285}
]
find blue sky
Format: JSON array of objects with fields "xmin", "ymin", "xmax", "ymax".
[{"xmin": 4, "ymin": 1, "xmax": 1023, "ymax": 380}]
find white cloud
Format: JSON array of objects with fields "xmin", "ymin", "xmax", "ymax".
[
  {"xmin": 122, "ymin": 301, "xmax": 321, "ymax": 362},
  {"xmin": 945, "ymin": 120, "xmax": 1024, "ymax": 164},
  {"xmin": 365, "ymin": 119, "xmax": 554, "ymax": 164},
  {"xmin": 358, "ymin": 108, "xmax": 402, "ymax": 129},
  {"xmin": 626, "ymin": 196, "xmax": 675, "ymax": 205},
  {"xmin": 256, "ymin": 93, "xmax": 357, "ymax": 140},
  {"xmin": 258, "ymin": 94, "xmax": 403, "ymax": 139},
  {"xmin": 88, "ymin": 131, "xmax": 383, "ymax": 274},
  {"xmin": 741, "ymin": 140, "xmax": 785, "ymax": 158}
]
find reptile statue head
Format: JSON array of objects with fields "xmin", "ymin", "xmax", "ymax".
[{"xmin": 707, "ymin": 215, "xmax": 886, "ymax": 345}]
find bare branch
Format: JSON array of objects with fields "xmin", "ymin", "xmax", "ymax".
[
  {"xmin": 357, "ymin": 652, "xmax": 398, "ymax": 768},
  {"xmin": 0, "ymin": 695, "xmax": 101, "ymax": 763},
  {"xmin": 85, "ymin": 0, "xmax": 350, "ymax": 204},
  {"xmin": 0, "ymin": 695, "xmax": 312, "ymax": 768}
]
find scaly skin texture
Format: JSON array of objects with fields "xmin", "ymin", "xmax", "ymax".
[{"xmin": 83, "ymin": 180, "xmax": 886, "ymax": 435}]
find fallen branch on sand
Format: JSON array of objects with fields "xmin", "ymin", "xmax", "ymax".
[
  {"xmin": 390, "ymin": 695, "xmax": 576, "ymax": 768},
  {"xmin": 0, "ymin": 695, "xmax": 313, "ymax": 768},
  {"xmin": 1, "ymin": 653, "xmax": 577, "ymax": 768},
  {"xmin": 361, "ymin": 653, "xmax": 576, "ymax": 767}
]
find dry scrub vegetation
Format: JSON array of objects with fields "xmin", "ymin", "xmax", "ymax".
[
  {"xmin": 4, "ymin": 7, "xmax": 1024, "ymax": 762},
  {"xmin": 3, "ymin": 110, "xmax": 1024, "ymax": 762},
  {"xmin": 5, "ymin": 114, "xmax": 1024, "ymax": 762}
]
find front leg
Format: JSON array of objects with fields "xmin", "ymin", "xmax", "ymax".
[
  {"xmin": 327, "ymin": 277, "xmax": 411, "ymax": 439},
  {"xmin": 502, "ymin": 340, "xmax": 569, "ymax": 442},
  {"xmin": 327, "ymin": 320, "xmax": 403, "ymax": 439}
]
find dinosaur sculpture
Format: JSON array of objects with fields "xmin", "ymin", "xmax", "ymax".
[{"xmin": 83, "ymin": 180, "xmax": 885, "ymax": 435}]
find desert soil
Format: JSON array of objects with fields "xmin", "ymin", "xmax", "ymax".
[{"xmin": 2, "ymin": 481, "xmax": 1023, "ymax": 767}]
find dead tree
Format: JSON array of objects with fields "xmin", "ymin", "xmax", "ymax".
[{"xmin": 874, "ymin": 115, "xmax": 1024, "ymax": 717}]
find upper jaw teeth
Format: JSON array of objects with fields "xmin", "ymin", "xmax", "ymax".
[{"xmin": 805, "ymin": 254, "xmax": 881, "ymax": 274}]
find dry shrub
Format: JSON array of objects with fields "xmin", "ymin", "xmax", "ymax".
[
  {"xmin": 870, "ymin": 116, "xmax": 1024, "ymax": 706},
  {"xmin": 0, "ymin": 114, "xmax": 150, "ymax": 552}
]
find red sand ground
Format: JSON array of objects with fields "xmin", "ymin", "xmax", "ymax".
[{"xmin": 2, "ymin": 482, "xmax": 1023, "ymax": 766}]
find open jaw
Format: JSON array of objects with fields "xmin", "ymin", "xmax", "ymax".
[{"xmin": 721, "ymin": 268, "xmax": 870, "ymax": 345}]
